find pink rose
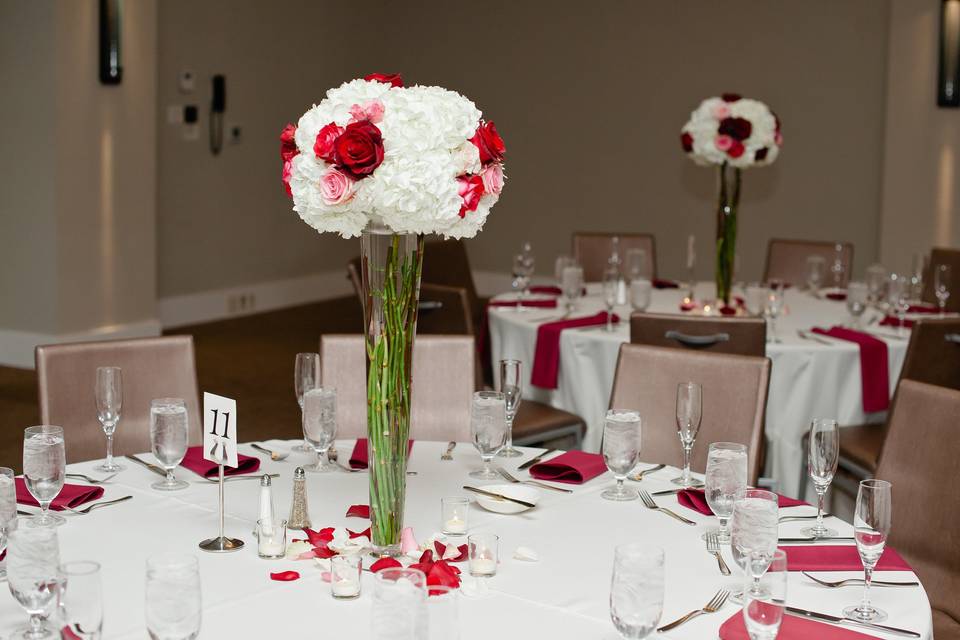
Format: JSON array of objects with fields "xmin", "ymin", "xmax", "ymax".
[
  {"xmin": 480, "ymin": 163, "xmax": 504, "ymax": 195},
  {"xmin": 715, "ymin": 135, "xmax": 733, "ymax": 152},
  {"xmin": 349, "ymin": 100, "xmax": 385, "ymax": 124},
  {"xmin": 319, "ymin": 167, "xmax": 355, "ymax": 205},
  {"xmin": 281, "ymin": 159, "xmax": 293, "ymax": 198},
  {"xmin": 314, "ymin": 123, "xmax": 344, "ymax": 163},
  {"xmin": 775, "ymin": 131, "xmax": 784, "ymax": 146},
  {"xmin": 457, "ymin": 174, "xmax": 484, "ymax": 218},
  {"xmin": 711, "ymin": 103, "xmax": 731, "ymax": 120}
]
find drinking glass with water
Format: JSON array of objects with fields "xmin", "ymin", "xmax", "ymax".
[
  {"xmin": 149, "ymin": 399, "xmax": 189, "ymax": 491},
  {"xmin": 23, "ymin": 425, "xmax": 66, "ymax": 528}
]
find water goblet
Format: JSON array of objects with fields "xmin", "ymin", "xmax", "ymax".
[
  {"xmin": 292, "ymin": 352, "xmax": 320, "ymax": 453},
  {"xmin": 763, "ymin": 283, "xmax": 785, "ymax": 343},
  {"xmin": 910, "ymin": 252, "xmax": 927, "ymax": 300},
  {"xmin": 59, "ymin": 561, "xmax": 103, "ymax": 639},
  {"xmin": 469, "ymin": 391, "xmax": 507, "ymax": 480},
  {"xmin": 805, "ymin": 255, "xmax": 825, "ymax": 294},
  {"xmin": 601, "ymin": 410, "xmax": 641, "ymax": 501},
  {"xmin": 887, "ymin": 274, "xmax": 910, "ymax": 336},
  {"xmin": 742, "ymin": 550, "xmax": 787, "ymax": 640},
  {"xmin": 7, "ymin": 526, "xmax": 60, "ymax": 640},
  {"xmin": 630, "ymin": 279, "xmax": 652, "ymax": 312},
  {"xmin": 511, "ymin": 242, "xmax": 535, "ymax": 310},
  {"xmin": 554, "ymin": 255, "xmax": 576, "ymax": 284},
  {"xmin": 23, "ymin": 425, "xmax": 66, "ymax": 527},
  {"xmin": 672, "ymin": 382, "xmax": 702, "ymax": 487},
  {"xmin": 745, "ymin": 283, "xmax": 766, "ymax": 317},
  {"xmin": 801, "ymin": 418, "xmax": 839, "ymax": 538},
  {"xmin": 625, "ymin": 248, "xmax": 648, "ymax": 283},
  {"xmin": 935, "ymin": 264, "xmax": 952, "ymax": 316},
  {"xmin": 0, "ymin": 467, "xmax": 16, "ymax": 578},
  {"xmin": 149, "ymin": 398, "xmax": 189, "ymax": 491},
  {"xmin": 372, "ymin": 567, "xmax": 427, "ymax": 640},
  {"xmin": 843, "ymin": 479, "xmax": 892, "ymax": 623},
  {"xmin": 496, "ymin": 360, "xmax": 523, "ymax": 458},
  {"xmin": 846, "ymin": 281, "xmax": 869, "ymax": 328},
  {"xmin": 602, "ymin": 267, "xmax": 620, "ymax": 331},
  {"xmin": 609, "ymin": 544, "xmax": 664, "ymax": 639},
  {"xmin": 302, "ymin": 387, "xmax": 337, "ymax": 472},
  {"xmin": 830, "ymin": 243, "xmax": 846, "ymax": 287},
  {"xmin": 94, "ymin": 366, "xmax": 124, "ymax": 472},
  {"xmin": 731, "ymin": 489, "xmax": 779, "ymax": 597},
  {"xmin": 145, "ymin": 553, "xmax": 201, "ymax": 640},
  {"xmin": 702, "ymin": 442, "xmax": 748, "ymax": 543},
  {"xmin": 561, "ymin": 265, "xmax": 584, "ymax": 312},
  {"xmin": 865, "ymin": 264, "xmax": 887, "ymax": 306}
]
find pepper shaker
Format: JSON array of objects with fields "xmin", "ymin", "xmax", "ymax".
[{"xmin": 287, "ymin": 467, "xmax": 311, "ymax": 530}]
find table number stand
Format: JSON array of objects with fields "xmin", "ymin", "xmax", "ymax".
[{"xmin": 199, "ymin": 392, "xmax": 244, "ymax": 553}]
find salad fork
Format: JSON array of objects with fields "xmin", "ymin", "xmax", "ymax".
[
  {"xmin": 657, "ymin": 589, "xmax": 729, "ymax": 632},
  {"xmin": 706, "ymin": 531, "xmax": 730, "ymax": 575},
  {"xmin": 638, "ymin": 489, "xmax": 696, "ymax": 526}
]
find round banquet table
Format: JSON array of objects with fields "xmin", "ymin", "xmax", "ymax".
[
  {"xmin": 488, "ymin": 282, "xmax": 910, "ymax": 498},
  {"xmin": 4, "ymin": 441, "xmax": 932, "ymax": 639}
]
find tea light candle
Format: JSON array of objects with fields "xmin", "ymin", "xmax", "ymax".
[
  {"xmin": 468, "ymin": 532, "xmax": 499, "ymax": 578},
  {"xmin": 257, "ymin": 518, "xmax": 287, "ymax": 559},
  {"xmin": 331, "ymin": 576, "xmax": 360, "ymax": 599},
  {"xmin": 469, "ymin": 557, "xmax": 497, "ymax": 577},
  {"xmin": 441, "ymin": 497, "xmax": 469, "ymax": 536},
  {"xmin": 331, "ymin": 555, "xmax": 362, "ymax": 600},
  {"xmin": 444, "ymin": 516, "xmax": 467, "ymax": 535}
]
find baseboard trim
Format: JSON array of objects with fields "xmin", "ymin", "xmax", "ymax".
[{"xmin": 0, "ymin": 319, "xmax": 162, "ymax": 369}]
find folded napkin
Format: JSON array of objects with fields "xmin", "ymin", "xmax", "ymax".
[
  {"xmin": 879, "ymin": 316, "xmax": 914, "ymax": 329},
  {"xmin": 180, "ymin": 446, "xmax": 261, "ymax": 478},
  {"xmin": 780, "ymin": 545, "xmax": 911, "ymax": 572},
  {"xmin": 653, "ymin": 279, "xmax": 679, "ymax": 289},
  {"xmin": 825, "ymin": 291, "xmax": 848, "ymax": 301},
  {"xmin": 880, "ymin": 304, "xmax": 941, "ymax": 329},
  {"xmin": 349, "ymin": 439, "xmax": 414, "ymax": 469},
  {"xmin": 488, "ymin": 298, "xmax": 557, "ymax": 309},
  {"xmin": 530, "ymin": 312, "xmax": 619, "ymax": 389},
  {"xmin": 677, "ymin": 489, "xmax": 806, "ymax": 515},
  {"xmin": 811, "ymin": 326, "xmax": 890, "ymax": 412},
  {"xmin": 719, "ymin": 610, "xmax": 881, "ymax": 639},
  {"xmin": 529, "ymin": 285, "xmax": 588, "ymax": 297},
  {"xmin": 15, "ymin": 477, "xmax": 103, "ymax": 511},
  {"xmin": 529, "ymin": 450, "xmax": 606, "ymax": 484}
]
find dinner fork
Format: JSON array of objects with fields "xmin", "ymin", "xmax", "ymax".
[
  {"xmin": 796, "ymin": 329, "xmax": 832, "ymax": 346},
  {"xmin": 495, "ymin": 467, "xmax": 572, "ymax": 493},
  {"xmin": 63, "ymin": 495, "xmax": 133, "ymax": 515},
  {"xmin": 779, "ymin": 512, "xmax": 830, "ymax": 523},
  {"xmin": 629, "ymin": 463, "xmax": 665, "ymax": 482},
  {"xmin": 801, "ymin": 571, "xmax": 919, "ymax": 588},
  {"xmin": 638, "ymin": 489, "xmax": 696, "ymax": 526},
  {"xmin": 65, "ymin": 472, "xmax": 118, "ymax": 485},
  {"xmin": 441, "ymin": 441, "xmax": 456, "ymax": 461},
  {"xmin": 706, "ymin": 531, "xmax": 730, "ymax": 576},
  {"xmin": 656, "ymin": 589, "xmax": 730, "ymax": 632}
]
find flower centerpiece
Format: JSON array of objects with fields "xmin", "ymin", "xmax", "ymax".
[
  {"xmin": 680, "ymin": 93, "xmax": 782, "ymax": 307},
  {"xmin": 281, "ymin": 73, "xmax": 505, "ymax": 556}
]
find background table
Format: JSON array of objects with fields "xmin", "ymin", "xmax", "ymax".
[
  {"xmin": 489, "ymin": 283, "xmax": 909, "ymax": 498},
  {"xmin": 1, "ymin": 441, "xmax": 932, "ymax": 639}
]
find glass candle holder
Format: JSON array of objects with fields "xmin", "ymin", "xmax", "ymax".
[
  {"xmin": 330, "ymin": 554, "xmax": 362, "ymax": 600},
  {"xmin": 441, "ymin": 497, "xmax": 469, "ymax": 536},
  {"xmin": 257, "ymin": 518, "xmax": 287, "ymax": 559},
  {"xmin": 468, "ymin": 533, "xmax": 499, "ymax": 578}
]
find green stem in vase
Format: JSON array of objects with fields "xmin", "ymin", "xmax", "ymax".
[{"xmin": 715, "ymin": 163, "xmax": 741, "ymax": 306}]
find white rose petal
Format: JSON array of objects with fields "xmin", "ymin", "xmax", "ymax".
[{"xmin": 513, "ymin": 546, "xmax": 539, "ymax": 562}]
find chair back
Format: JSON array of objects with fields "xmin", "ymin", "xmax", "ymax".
[
  {"xmin": 320, "ymin": 334, "xmax": 475, "ymax": 441},
  {"xmin": 608, "ymin": 344, "xmax": 770, "ymax": 484},
  {"xmin": 572, "ymin": 232, "xmax": 656, "ymax": 282},
  {"xmin": 763, "ymin": 239, "xmax": 853, "ymax": 287},
  {"xmin": 35, "ymin": 336, "xmax": 202, "ymax": 464},
  {"xmin": 420, "ymin": 239, "xmax": 484, "ymax": 333},
  {"xmin": 629, "ymin": 312, "xmax": 766, "ymax": 357},
  {"xmin": 347, "ymin": 256, "xmax": 363, "ymax": 305},
  {"xmin": 922, "ymin": 247, "xmax": 960, "ymax": 312},
  {"xmin": 900, "ymin": 317, "xmax": 960, "ymax": 390},
  {"xmin": 875, "ymin": 380, "xmax": 960, "ymax": 623}
]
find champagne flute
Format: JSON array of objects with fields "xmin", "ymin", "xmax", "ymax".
[
  {"xmin": 602, "ymin": 267, "xmax": 619, "ymax": 331},
  {"xmin": 23, "ymin": 426, "xmax": 66, "ymax": 528},
  {"xmin": 469, "ymin": 391, "xmax": 507, "ymax": 479},
  {"xmin": 703, "ymin": 442, "xmax": 748, "ymax": 543},
  {"xmin": 935, "ymin": 264, "xmax": 952, "ymax": 316},
  {"xmin": 609, "ymin": 544, "xmax": 664, "ymax": 639},
  {"xmin": 830, "ymin": 243, "xmax": 846, "ymax": 287},
  {"xmin": 94, "ymin": 366, "xmax": 124, "ymax": 472},
  {"xmin": 7, "ymin": 526, "xmax": 59, "ymax": 640},
  {"xmin": 496, "ymin": 359, "xmax": 523, "ymax": 458},
  {"xmin": 763, "ymin": 283, "xmax": 784, "ymax": 343},
  {"xmin": 302, "ymin": 387, "xmax": 337, "ymax": 472},
  {"xmin": 59, "ymin": 561, "xmax": 103, "ymax": 639},
  {"xmin": 601, "ymin": 410, "xmax": 641, "ymax": 501},
  {"xmin": 672, "ymin": 382, "xmax": 702, "ymax": 487},
  {"xmin": 145, "ymin": 553, "xmax": 201, "ymax": 640},
  {"xmin": 293, "ymin": 353, "xmax": 320, "ymax": 453},
  {"xmin": 843, "ymin": 479, "xmax": 892, "ymax": 623},
  {"xmin": 742, "ymin": 550, "xmax": 787, "ymax": 640},
  {"xmin": 149, "ymin": 399, "xmax": 189, "ymax": 491},
  {"xmin": 731, "ymin": 489, "xmax": 779, "ymax": 597},
  {"xmin": 801, "ymin": 418, "xmax": 839, "ymax": 538}
]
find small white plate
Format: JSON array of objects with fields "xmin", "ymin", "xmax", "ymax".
[{"xmin": 474, "ymin": 484, "xmax": 541, "ymax": 514}]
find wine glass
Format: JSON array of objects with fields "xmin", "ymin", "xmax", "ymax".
[
  {"xmin": 372, "ymin": 567, "xmax": 427, "ymax": 640},
  {"xmin": 0, "ymin": 467, "xmax": 16, "ymax": 579},
  {"xmin": 887, "ymin": 273, "xmax": 910, "ymax": 336},
  {"xmin": 561, "ymin": 265, "xmax": 584, "ymax": 312},
  {"xmin": 609, "ymin": 544, "xmax": 664, "ymax": 639},
  {"xmin": 8, "ymin": 526, "xmax": 59, "ymax": 640},
  {"xmin": 496, "ymin": 359, "xmax": 523, "ymax": 458},
  {"xmin": 731, "ymin": 489, "xmax": 779, "ymax": 597},
  {"xmin": 469, "ymin": 391, "xmax": 507, "ymax": 480},
  {"xmin": 703, "ymin": 442, "xmax": 748, "ymax": 543},
  {"xmin": 149, "ymin": 398, "xmax": 189, "ymax": 491},
  {"xmin": 94, "ymin": 366, "xmax": 124, "ymax": 472},
  {"xmin": 742, "ymin": 550, "xmax": 787, "ymax": 640},
  {"xmin": 293, "ymin": 353, "xmax": 320, "ymax": 453},
  {"xmin": 846, "ymin": 282, "xmax": 869, "ymax": 328},
  {"xmin": 763, "ymin": 283, "xmax": 784, "ymax": 343},
  {"xmin": 672, "ymin": 382, "xmax": 702, "ymax": 487},
  {"xmin": 145, "ymin": 553, "xmax": 201, "ymax": 640},
  {"xmin": 830, "ymin": 243, "xmax": 846, "ymax": 287},
  {"xmin": 511, "ymin": 242, "xmax": 535, "ymax": 310},
  {"xmin": 910, "ymin": 253, "xmax": 927, "ymax": 300},
  {"xmin": 935, "ymin": 264, "xmax": 952, "ymax": 316},
  {"xmin": 843, "ymin": 479, "xmax": 892, "ymax": 623},
  {"xmin": 805, "ymin": 255, "xmax": 825, "ymax": 294},
  {"xmin": 801, "ymin": 418, "xmax": 839, "ymax": 538},
  {"xmin": 625, "ymin": 248, "xmax": 648, "ymax": 283},
  {"xmin": 302, "ymin": 387, "xmax": 337, "ymax": 472},
  {"xmin": 23, "ymin": 426, "xmax": 66, "ymax": 528},
  {"xmin": 602, "ymin": 267, "xmax": 620, "ymax": 331},
  {"xmin": 601, "ymin": 410, "xmax": 641, "ymax": 501},
  {"xmin": 59, "ymin": 561, "xmax": 103, "ymax": 639}
]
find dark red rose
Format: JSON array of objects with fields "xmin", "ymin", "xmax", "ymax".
[
  {"xmin": 314, "ymin": 123, "xmax": 344, "ymax": 163},
  {"xmin": 469, "ymin": 121, "xmax": 505, "ymax": 164},
  {"xmin": 718, "ymin": 117, "xmax": 752, "ymax": 141},
  {"xmin": 364, "ymin": 72, "xmax": 403, "ymax": 87},
  {"xmin": 755, "ymin": 147, "xmax": 769, "ymax": 162},
  {"xmin": 457, "ymin": 174, "xmax": 484, "ymax": 218},
  {"xmin": 333, "ymin": 120, "xmax": 384, "ymax": 179},
  {"xmin": 727, "ymin": 141, "xmax": 745, "ymax": 158},
  {"xmin": 721, "ymin": 93, "xmax": 742, "ymax": 103},
  {"xmin": 681, "ymin": 132, "xmax": 694, "ymax": 152},
  {"xmin": 280, "ymin": 123, "xmax": 298, "ymax": 162}
]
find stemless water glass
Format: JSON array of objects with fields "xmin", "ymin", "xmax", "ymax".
[
  {"xmin": 94, "ymin": 366, "xmax": 124, "ymax": 472},
  {"xmin": 601, "ymin": 410, "xmax": 641, "ymax": 501},
  {"xmin": 802, "ymin": 418, "xmax": 839, "ymax": 538},
  {"xmin": 59, "ymin": 561, "xmax": 103, "ymax": 639},
  {"xmin": 561, "ymin": 265, "xmax": 584, "ymax": 312},
  {"xmin": 731, "ymin": 489, "xmax": 779, "ymax": 597},
  {"xmin": 843, "ymin": 479, "xmax": 893, "ymax": 623},
  {"xmin": 805, "ymin": 255, "xmax": 825, "ymax": 294},
  {"xmin": 935, "ymin": 264, "xmax": 952, "ymax": 315},
  {"xmin": 496, "ymin": 359, "xmax": 523, "ymax": 458},
  {"xmin": 302, "ymin": 387, "xmax": 337, "ymax": 473},
  {"xmin": 372, "ymin": 567, "xmax": 427, "ymax": 640},
  {"xmin": 830, "ymin": 243, "xmax": 846, "ymax": 287},
  {"xmin": 603, "ymin": 267, "xmax": 620, "ymax": 331},
  {"xmin": 293, "ymin": 352, "xmax": 321, "ymax": 453},
  {"xmin": 846, "ymin": 282, "xmax": 869, "ymax": 328},
  {"xmin": 149, "ymin": 398, "xmax": 189, "ymax": 491},
  {"xmin": 672, "ymin": 383, "xmax": 702, "ymax": 487},
  {"xmin": 703, "ymin": 442, "xmax": 748, "ymax": 543},
  {"xmin": 742, "ymin": 550, "xmax": 787, "ymax": 640},
  {"xmin": 469, "ymin": 391, "xmax": 507, "ymax": 479},
  {"xmin": 23, "ymin": 425, "xmax": 66, "ymax": 528},
  {"xmin": 609, "ymin": 544, "xmax": 664, "ymax": 639},
  {"xmin": 0, "ymin": 467, "xmax": 16, "ymax": 579},
  {"xmin": 763, "ymin": 283, "xmax": 785, "ymax": 343},
  {"xmin": 145, "ymin": 553, "xmax": 201, "ymax": 640},
  {"xmin": 8, "ymin": 526, "xmax": 60, "ymax": 640}
]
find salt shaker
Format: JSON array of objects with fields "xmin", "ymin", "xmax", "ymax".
[
  {"xmin": 258, "ymin": 475, "xmax": 276, "ymax": 532},
  {"xmin": 287, "ymin": 467, "xmax": 311, "ymax": 530}
]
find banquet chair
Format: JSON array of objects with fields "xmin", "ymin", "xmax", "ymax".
[
  {"xmin": 763, "ymin": 238, "xmax": 853, "ymax": 287},
  {"xmin": 572, "ymin": 232, "xmax": 657, "ymax": 282},
  {"xmin": 922, "ymin": 247, "xmax": 960, "ymax": 312},
  {"xmin": 608, "ymin": 344, "xmax": 770, "ymax": 485},
  {"xmin": 629, "ymin": 312, "xmax": 766, "ymax": 357},
  {"xmin": 873, "ymin": 380, "xmax": 960, "ymax": 640},
  {"xmin": 35, "ymin": 336, "xmax": 202, "ymax": 465}
]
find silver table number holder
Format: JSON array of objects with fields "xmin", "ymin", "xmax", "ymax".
[{"xmin": 199, "ymin": 446, "xmax": 244, "ymax": 553}]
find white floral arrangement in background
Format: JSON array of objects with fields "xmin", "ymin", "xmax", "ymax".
[{"xmin": 680, "ymin": 93, "xmax": 782, "ymax": 168}]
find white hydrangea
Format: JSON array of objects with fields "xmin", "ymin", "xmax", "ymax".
[{"xmin": 681, "ymin": 95, "xmax": 781, "ymax": 169}]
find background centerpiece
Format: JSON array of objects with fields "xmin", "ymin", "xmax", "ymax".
[
  {"xmin": 281, "ymin": 73, "xmax": 505, "ymax": 556},
  {"xmin": 681, "ymin": 93, "xmax": 782, "ymax": 307}
]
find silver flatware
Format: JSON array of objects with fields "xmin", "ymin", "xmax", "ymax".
[
  {"xmin": 441, "ymin": 442, "xmax": 456, "ymax": 461},
  {"xmin": 629, "ymin": 463, "xmax": 665, "ymax": 482},
  {"xmin": 785, "ymin": 606, "xmax": 920, "ymax": 638},
  {"xmin": 496, "ymin": 467, "xmax": 572, "ymax": 493},
  {"xmin": 706, "ymin": 531, "xmax": 730, "ymax": 576},
  {"xmin": 779, "ymin": 512, "xmax": 830, "ymax": 523},
  {"xmin": 517, "ymin": 448, "xmax": 555, "ymax": 471},
  {"xmin": 651, "ymin": 483, "xmax": 704, "ymax": 497},
  {"xmin": 250, "ymin": 444, "xmax": 289, "ymax": 462},
  {"xmin": 639, "ymin": 489, "xmax": 696, "ymax": 526},
  {"xmin": 336, "ymin": 462, "xmax": 416, "ymax": 475},
  {"xmin": 778, "ymin": 536, "xmax": 854, "ymax": 543},
  {"xmin": 462, "ymin": 485, "xmax": 536, "ymax": 509},
  {"xmin": 195, "ymin": 473, "xmax": 280, "ymax": 484},
  {"xmin": 125, "ymin": 455, "xmax": 166, "ymax": 477},
  {"xmin": 797, "ymin": 329, "xmax": 833, "ymax": 345},
  {"xmin": 801, "ymin": 571, "xmax": 920, "ymax": 588},
  {"xmin": 657, "ymin": 589, "xmax": 729, "ymax": 632},
  {"xmin": 65, "ymin": 472, "xmax": 118, "ymax": 485},
  {"xmin": 63, "ymin": 495, "xmax": 133, "ymax": 515}
]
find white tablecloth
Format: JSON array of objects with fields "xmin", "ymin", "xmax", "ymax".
[
  {"xmin": 2, "ymin": 441, "xmax": 931, "ymax": 639},
  {"xmin": 488, "ymin": 283, "xmax": 909, "ymax": 498}
]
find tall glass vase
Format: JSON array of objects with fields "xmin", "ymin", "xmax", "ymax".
[
  {"xmin": 359, "ymin": 223, "xmax": 425, "ymax": 557},
  {"xmin": 715, "ymin": 163, "xmax": 741, "ymax": 307}
]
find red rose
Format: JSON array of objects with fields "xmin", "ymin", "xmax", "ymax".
[
  {"xmin": 314, "ymin": 123, "xmax": 344, "ymax": 164},
  {"xmin": 280, "ymin": 123, "xmax": 298, "ymax": 162},
  {"xmin": 333, "ymin": 121, "xmax": 384, "ymax": 179},
  {"xmin": 364, "ymin": 72, "xmax": 403, "ymax": 87},
  {"xmin": 457, "ymin": 174, "xmax": 484, "ymax": 218},
  {"xmin": 721, "ymin": 93, "xmax": 742, "ymax": 103},
  {"xmin": 681, "ymin": 132, "xmax": 693, "ymax": 152},
  {"xmin": 754, "ymin": 147, "xmax": 769, "ymax": 162},
  {"xmin": 718, "ymin": 117, "xmax": 752, "ymax": 141},
  {"xmin": 469, "ymin": 121, "xmax": 505, "ymax": 164},
  {"xmin": 727, "ymin": 141, "xmax": 745, "ymax": 158}
]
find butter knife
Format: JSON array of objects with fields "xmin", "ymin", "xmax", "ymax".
[
  {"xmin": 651, "ymin": 483, "xmax": 704, "ymax": 496},
  {"xmin": 778, "ymin": 536, "xmax": 855, "ymax": 543},
  {"xmin": 125, "ymin": 455, "xmax": 167, "ymax": 477},
  {"xmin": 462, "ymin": 485, "xmax": 536, "ymax": 509},
  {"xmin": 785, "ymin": 606, "xmax": 920, "ymax": 638},
  {"xmin": 517, "ymin": 448, "xmax": 556, "ymax": 471}
]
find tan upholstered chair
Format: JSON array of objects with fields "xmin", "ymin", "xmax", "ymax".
[
  {"xmin": 763, "ymin": 239, "xmax": 853, "ymax": 287},
  {"xmin": 629, "ymin": 312, "xmax": 766, "ymax": 357},
  {"xmin": 35, "ymin": 336, "xmax": 202, "ymax": 465},
  {"xmin": 572, "ymin": 232, "xmax": 657, "ymax": 282},
  {"xmin": 874, "ymin": 380, "xmax": 960, "ymax": 639},
  {"xmin": 922, "ymin": 247, "xmax": 960, "ymax": 313},
  {"xmin": 608, "ymin": 344, "xmax": 771, "ymax": 485}
]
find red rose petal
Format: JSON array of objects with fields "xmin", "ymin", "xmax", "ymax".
[
  {"xmin": 419, "ymin": 549, "xmax": 434, "ymax": 564},
  {"xmin": 727, "ymin": 141, "xmax": 745, "ymax": 158},
  {"xmin": 348, "ymin": 527, "xmax": 371, "ymax": 539},
  {"xmin": 270, "ymin": 571, "xmax": 300, "ymax": 582},
  {"xmin": 313, "ymin": 545, "xmax": 337, "ymax": 559},
  {"xmin": 370, "ymin": 557, "xmax": 403, "ymax": 573},
  {"xmin": 434, "ymin": 541, "xmax": 468, "ymax": 562},
  {"xmin": 346, "ymin": 504, "xmax": 370, "ymax": 519},
  {"xmin": 364, "ymin": 72, "xmax": 403, "ymax": 87},
  {"xmin": 303, "ymin": 527, "xmax": 334, "ymax": 546}
]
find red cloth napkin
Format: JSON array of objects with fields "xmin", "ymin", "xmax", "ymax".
[
  {"xmin": 780, "ymin": 545, "xmax": 911, "ymax": 572},
  {"xmin": 15, "ymin": 477, "xmax": 104, "ymax": 511},
  {"xmin": 529, "ymin": 450, "xmax": 606, "ymax": 484},
  {"xmin": 825, "ymin": 291, "xmax": 847, "ymax": 301},
  {"xmin": 880, "ymin": 304, "xmax": 940, "ymax": 329},
  {"xmin": 349, "ymin": 439, "xmax": 414, "ymax": 469},
  {"xmin": 180, "ymin": 446, "xmax": 261, "ymax": 478},
  {"xmin": 488, "ymin": 298, "xmax": 558, "ymax": 309},
  {"xmin": 653, "ymin": 279, "xmax": 679, "ymax": 289},
  {"xmin": 811, "ymin": 326, "xmax": 890, "ymax": 412},
  {"xmin": 719, "ymin": 610, "xmax": 881, "ymax": 639},
  {"xmin": 530, "ymin": 312, "xmax": 619, "ymax": 389},
  {"xmin": 677, "ymin": 489, "xmax": 806, "ymax": 515},
  {"xmin": 530, "ymin": 285, "xmax": 562, "ymax": 296}
]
